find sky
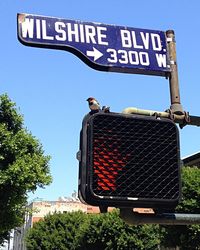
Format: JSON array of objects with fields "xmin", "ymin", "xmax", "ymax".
[{"xmin": 0, "ymin": 0, "xmax": 200, "ymax": 202}]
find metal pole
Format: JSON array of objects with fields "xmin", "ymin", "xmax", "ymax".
[
  {"xmin": 122, "ymin": 107, "xmax": 200, "ymax": 127},
  {"xmin": 166, "ymin": 30, "xmax": 184, "ymax": 114},
  {"xmin": 189, "ymin": 115, "xmax": 200, "ymax": 127},
  {"xmin": 122, "ymin": 107, "xmax": 170, "ymax": 118},
  {"xmin": 120, "ymin": 208, "xmax": 200, "ymax": 225}
]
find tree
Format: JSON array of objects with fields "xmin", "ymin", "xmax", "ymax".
[
  {"xmin": 79, "ymin": 209, "xmax": 160, "ymax": 250},
  {"xmin": 26, "ymin": 210, "xmax": 160, "ymax": 250},
  {"xmin": 26, "ymin": 211, "xmax": 90, "ymax": 250},
  {"xmin": 0, "ymin": 94, "xmax": 52, "ymax": 245},
  {"xmin": 161, "ymin": 166, "xmax": 200, "ymax": 249}
]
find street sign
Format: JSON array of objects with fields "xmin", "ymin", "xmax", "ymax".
[{"xmin": 17, "ymin": 13, "xmax": 170, "ymax": 76}]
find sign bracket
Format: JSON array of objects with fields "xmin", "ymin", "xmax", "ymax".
[
  {"xmin": 120, "ymin": 208, "xmax": 200, "ymax": 225},
  {"xmin": 122, "ymin": 30, "xmax": 200, "ymax": 128}
]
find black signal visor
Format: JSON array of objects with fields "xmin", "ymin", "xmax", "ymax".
[{"xmin": 78, "ymin": 112, "xmax": 181, "ymax": 208}]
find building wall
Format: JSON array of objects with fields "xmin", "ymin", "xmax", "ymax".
[{"xmin": 30, "ymin": 200, "xmax": 88, "ymax": 226}]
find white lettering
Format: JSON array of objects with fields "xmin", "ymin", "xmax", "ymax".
[
  {"xmin": 139, "ymin": 52, "xmax": 149, "ymax": 66},
  {"xmin": 107, "ymin": 48, "xmax": 150, "ymax": 67},
  {"xmin": 140, "ymin": 32, "xmax": 149, "ymax": 50},
  {"xmin": 156, "ymin": 54, "xmax": 167, "ymax": 67},
  {"xmin": 21, "ymin": 18, "xmax": 34, "ymax": 38},
  {"xmin": 107, "ymin": 48, "xmax": 117, "ymax": 63},
  {"xmin": 131, "ymin": 31, "xmax": 143, "ymax": 49},
  {"xmin": 120, "ymin": 30, "xmax": 132, "ymax": 48},
  {"xmin": 36, "ymin": 19, "xmax": 41, "ymax": 39},
  {"xmin": 85, "ymin": 25, "xmax": 96, "ymax": 44},
  {"xmin": 79, "ymin": 24, "xmax": 85, "ymax": 43},
  {"xmin": 42, "ymin": 20, "xmax": 54, "ymax": 40},
  {"xmin": 97, "ymin": 27, "xmax": 108, "ymax": 45},
  {"xmin": 67, "ymin": 23, "xmax": 79, "ymax": 42},
  {"xmin": 118, "ymin": 50, "xmax": 128, "ymax": 64},
  {"xmin": 151, "ymin": 34, "xmax": 162, "ymax": 51},
  {"xmin": 120, "ymin": 30, "xmax": 163, "ymax": 52},
  {"xmin": 129, "ymin": 51, "xmax": 139, "ymax": 65},
  {"xmin": 55, "ymin": 22, "xmax": 66, "ymax": 41}
]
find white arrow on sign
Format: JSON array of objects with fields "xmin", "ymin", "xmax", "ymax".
[{"xmin": 86, "ymin": 47, "xmax": 103, "ymax": 61}]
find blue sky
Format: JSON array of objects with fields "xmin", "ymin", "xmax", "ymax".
[{"xmin": 1, "ymin": 1, "xmax": 200, "ymax": 201}]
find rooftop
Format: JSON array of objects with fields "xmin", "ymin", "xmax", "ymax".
[{"xmin": 182, "ymin": 151, "xmax": 200, "ymax": 167}]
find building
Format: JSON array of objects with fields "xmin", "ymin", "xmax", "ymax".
[
  {"xmin": 182, "ymin": 151, "xmax": 200, "ymax": 167},
  {"xmin": 12, "ymin": 198, "xmax": 101, "ymax": 250}
]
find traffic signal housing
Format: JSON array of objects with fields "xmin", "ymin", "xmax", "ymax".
[{"xmin": 78, "ymin": 112, "xmax": 181, "ymax": 210}]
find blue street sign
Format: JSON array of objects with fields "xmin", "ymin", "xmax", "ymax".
[{"xmin": 17, "ymin": 13, "xmax": 171, "ymax": 76}]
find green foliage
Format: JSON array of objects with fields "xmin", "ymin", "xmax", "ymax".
[
  {"xmin": 26, "ymin": 211, "xmax": 89, "ymax": 250},
  {"xmin": 177, "ymin": 166, "xmax": 200, "ymax": 213},
  {"xmin": 0, "ymin": 94, "xmax": 52, "ymax": 245},
  {"xmin": 26, "ymin": 210, "xmax": 160, "ymax": 250},
  {"xmin": 79, "ymin": 209, "xmax": 160, "ymax": 250},
  {"xmin": 161, "ymin": 166, "xmax": 200, "ymax": 249},
  {"xmin": 161, "ymin": 224, "xmax": 200, "ymax": 250}
]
